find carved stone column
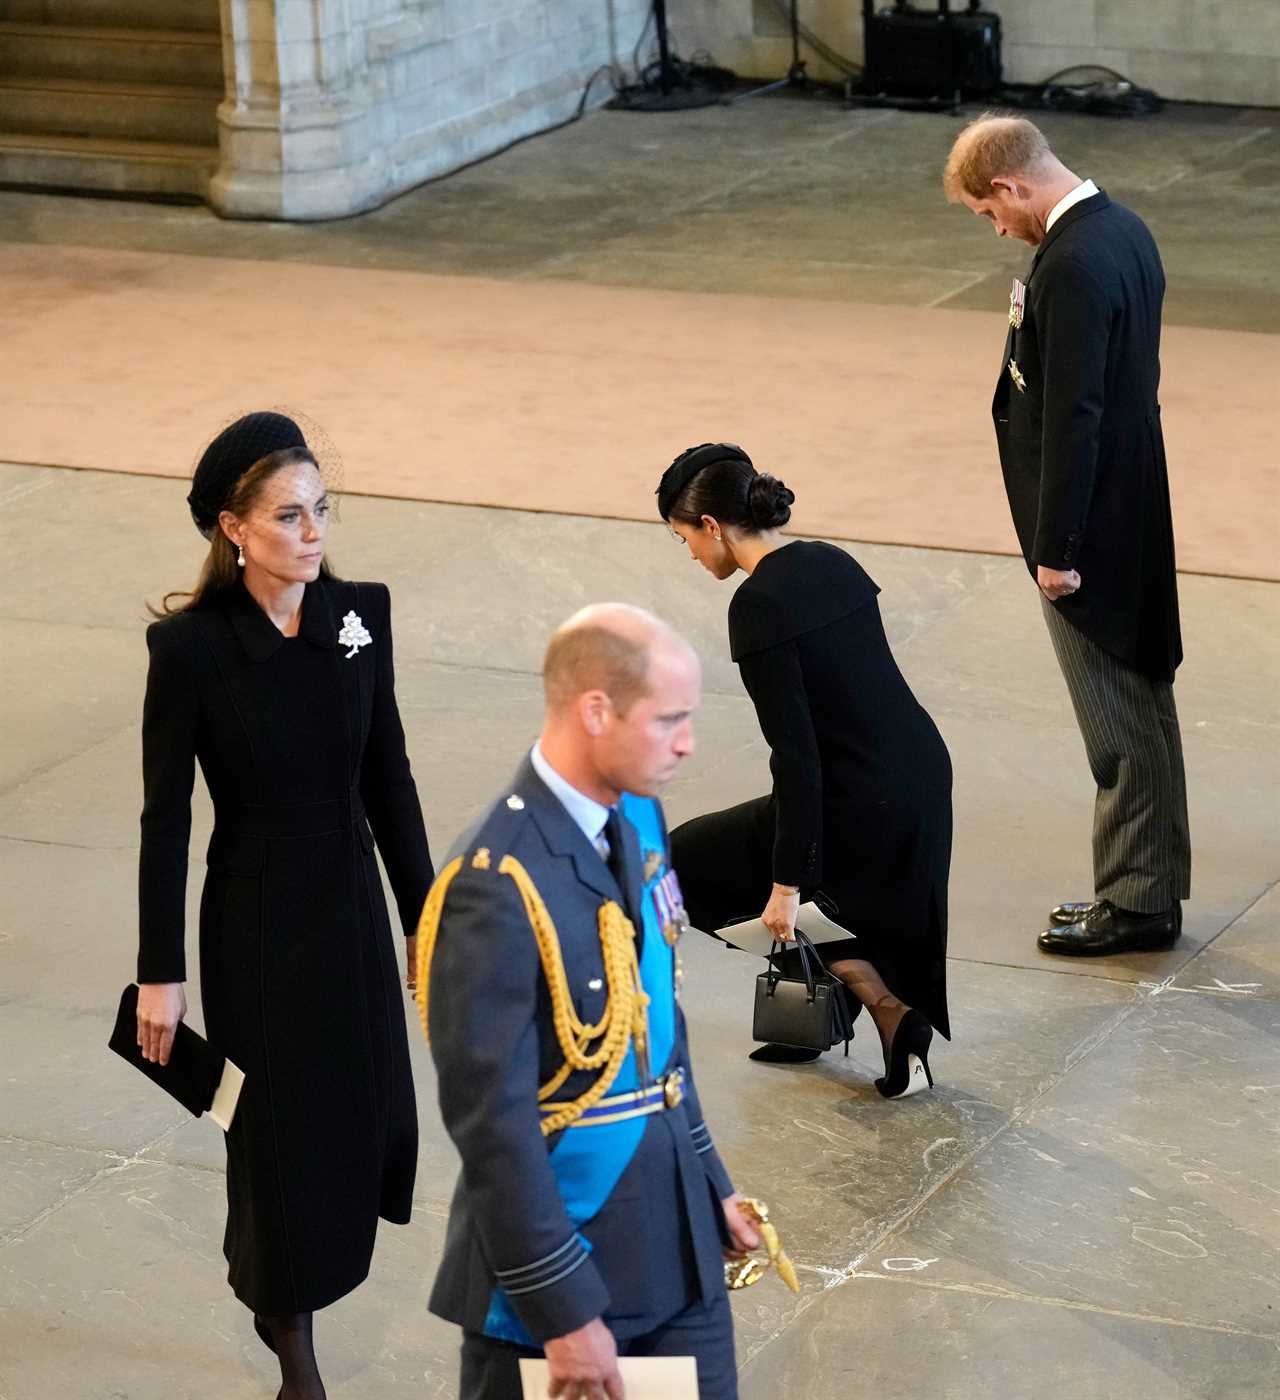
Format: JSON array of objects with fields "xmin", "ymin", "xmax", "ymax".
[
  {"xmin": 212, "ymin": 0, "xmax": 394, "ymax": 220},
  {"xmin": 209, "ymin": 1, "xmax": 647, "ymax": 221}
]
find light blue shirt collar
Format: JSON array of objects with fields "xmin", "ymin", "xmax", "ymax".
[{"xmin": 530, "ymin": 743, "xmax": 611, "ymax": 854}]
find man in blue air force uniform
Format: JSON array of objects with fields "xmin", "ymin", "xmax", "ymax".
[{"xmin": 417, "ymin": 605, "xmax": 758, "ymax": 1400}]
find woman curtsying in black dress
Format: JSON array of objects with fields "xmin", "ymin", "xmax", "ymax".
[
  {"xmin": 134, "ymin": 413, "xmax": 433, "ymax": 1399},
  {"xmin": 656, "ymin": 443, "xmax": 952, "ymax": 1099}
]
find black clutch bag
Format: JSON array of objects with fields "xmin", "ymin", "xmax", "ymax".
[
  {"xmin": 108, "ymin": 984, "xmax": 228, "ymax": 1119},
  {"xmin": 753, "ymin": 930, "xmax": 854, "ymax": 1055}
]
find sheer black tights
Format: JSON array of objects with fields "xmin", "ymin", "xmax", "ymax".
[
  {"xmin": 827, "ymin": 958, "xmax": 908, "ymax": 1068},
  {"xmin": 254, "ymin": 1311, "xmax": 327, "ymax": 1400}
]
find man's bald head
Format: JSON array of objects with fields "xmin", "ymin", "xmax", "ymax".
[
  {"xmin": 543, "ymin": 603, "xmax": 694, "ymax": 716},
  {"xmin": 539, "ymin": 605, "xmax": 700, "ymax": 801},
  {"xmin": 944, "ymin": 113, "xmax": 1053, "ymax": 202}
]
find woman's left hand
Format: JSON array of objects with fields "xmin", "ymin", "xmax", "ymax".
[
  {"xmin": 762, "ymin": 884, "xmax": 800, "ymax": 943},
  {"xmin": 405, "ymin": 934, "xmax": 418, "ymax": 993}
]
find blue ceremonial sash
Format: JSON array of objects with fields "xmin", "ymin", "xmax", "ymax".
[
  {"xmin": 619, "ymin": 791, "xmax": 678, "ymax": 1085},
  {"xmin": 482, "ymin": 793, "xmax": 679, "ymax": 1344}
]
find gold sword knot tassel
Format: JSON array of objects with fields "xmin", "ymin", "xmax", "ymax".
[{"xmin": 724, "ymin": 1197, "xmax": 800, "ymax": 1294}]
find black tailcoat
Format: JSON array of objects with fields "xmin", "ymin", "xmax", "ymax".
[
  {"xmin": 137, "ymin": 577, "xmax": 433, "ymax": 1313},
  {"xmin": 993, "ymin": 190, "xmax": 1182, "ymax": 682}
]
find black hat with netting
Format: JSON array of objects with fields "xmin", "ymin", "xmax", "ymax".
[{"xmin": 188, "ymin": 411, "xmax": 319, "ymax": 537}]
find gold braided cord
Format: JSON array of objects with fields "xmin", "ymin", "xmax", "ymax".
[
  {"xmin": 413, "ymin": 850, "xmax": 650, "ymax": 1137},
  {"xmin": 414, "ymin": 854, "xmax": 466, "ymax": 1044},
  {"xmin": 498, "ymin": 856, "xmax": 649, "ymax": 1135}
]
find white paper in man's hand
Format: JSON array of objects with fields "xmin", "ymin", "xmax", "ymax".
[
  {"xmin": 716, "ymin": 901, "xmax": 853, "ymax": 957},
  {"xmin": 518, "ymin": 1355, "xmax": 698, "ymax": 1398}
]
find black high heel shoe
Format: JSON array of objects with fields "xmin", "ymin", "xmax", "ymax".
[{"xmin": 875, "ymin": 1009, "xmax": 934, "ymax": 1099}]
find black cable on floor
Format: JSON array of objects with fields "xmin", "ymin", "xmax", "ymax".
[
  {"xmin": 761, "ymin": 0, "xmax": 864, "ymax": 79},
  {"xmin": 1001, "ymin": 65, "xmax": 1165, "ymax": 117}
]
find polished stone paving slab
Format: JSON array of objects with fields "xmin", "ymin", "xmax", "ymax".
[
  {"xmin": 0, "ymin": 1137, "xmax": 105, "ymax": 1243},
  {"xmin": 1170, "ymin": 884, "xmax": 1280, "ymax": 1002},
  {"xmin": 738, "ymin": 1272, "xmax": 1280, "ymax": 1399},
  {"xmin": 855, "ymin": 987, "xmax": 1280, "ymax": 1335}
]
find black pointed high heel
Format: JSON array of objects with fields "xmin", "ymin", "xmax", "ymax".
[{"xmin": 876, "ymin": 1009, "xmax": 934, "ymax": 1099}]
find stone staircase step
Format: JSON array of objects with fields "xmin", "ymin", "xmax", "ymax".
[
  {"xmin": 0, "ymin": 0, "xmax": 219, "ymax": 32},
  {"xmin": 0, "ymin": 130, "xmax": 215, "ymax": 199},
  {"xmin": 0, "ymin": 24, "xmax": 224, "ymax": 88},
  {"xmin": 0, "ymin": 76, "xmax": 220, "ymax": 144}
]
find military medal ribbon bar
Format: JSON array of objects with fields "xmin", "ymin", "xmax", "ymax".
[{"xmin": 652, "ymin": 868, "xmax": 688, "ymax": 947}]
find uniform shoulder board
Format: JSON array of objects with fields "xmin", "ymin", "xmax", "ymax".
[{"xmin": 465, "ymin": 793, "xmax": 529, "ymax": 871}]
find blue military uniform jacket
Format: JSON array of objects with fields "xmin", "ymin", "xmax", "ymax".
[{"xmin": 424, "ymin": 754, "xmax": 735, "ymax": 1345}]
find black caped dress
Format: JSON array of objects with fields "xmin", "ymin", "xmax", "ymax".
[
  {"xmin": 136, "ymin": 577, "xmax": 433, "ymax": 1313},
  {"xmin": 671, "ymin": 541, "xmax": 952, "ymax": 1038}
]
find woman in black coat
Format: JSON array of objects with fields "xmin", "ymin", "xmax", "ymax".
[
  {"xmin": 134, "ymin": 413, "xmax": 433, "ymax": 1399},
  {"xmin": 657, "ymin": 443, "xmax": 952, "ymax": 1099}
]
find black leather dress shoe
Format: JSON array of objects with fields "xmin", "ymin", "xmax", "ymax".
[
  {"xmin": 1049, "ymin": 900, "xmax": 1098, "ymax": 926},
  {"xmin": 1038, "ymin": 900, "xmax": 1181, "ymax": 956}
]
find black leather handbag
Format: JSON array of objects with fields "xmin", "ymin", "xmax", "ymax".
[{"xmin": 752, "ymin": 931, "xmax": 854, "ymax": 1055}]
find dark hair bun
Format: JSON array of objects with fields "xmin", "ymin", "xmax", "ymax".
[{"xmin": 747, "ymin": 472, "xmax": 795, "ymax": 530}]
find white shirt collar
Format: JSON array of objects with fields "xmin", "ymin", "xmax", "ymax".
[
  {"xmin": 1045, "ymin": 178, "xmax": 1099, "ymax": 233},
  {"xmin": 530, "ymin": 743, "xmax": 611, "ymax": 852}
]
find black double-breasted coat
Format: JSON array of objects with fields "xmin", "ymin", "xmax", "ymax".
[
  {"xmin": 993, "ymin": 189, "xmax": 1182, "ymax": 682},
  {"xmin": 137, "ymin": 576, "xmax": 433, "ymax": 1314}
]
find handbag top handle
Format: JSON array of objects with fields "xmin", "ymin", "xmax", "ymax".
[{"xmin": 766, "ymin": 929, "xmax": 823, "ymax": 1003}]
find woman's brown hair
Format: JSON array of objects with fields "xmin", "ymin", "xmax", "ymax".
[{"xmin": 152, "ymin": 447, "xmax": 333, "ymax": 617}]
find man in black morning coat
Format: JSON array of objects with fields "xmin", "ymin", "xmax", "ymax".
[{"xmin": 945, "ymin": 114, "xmax": 1190, "ymax": 956}]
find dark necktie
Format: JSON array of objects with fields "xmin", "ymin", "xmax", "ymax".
[{"xmin": 603, "ymin": 807, "xmax": 635, "ymax": 923}]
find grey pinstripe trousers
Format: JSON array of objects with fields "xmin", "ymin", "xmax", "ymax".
[{"xmin": 1042, "ymin": 597, "xmax": 1191, "ymax": 912}]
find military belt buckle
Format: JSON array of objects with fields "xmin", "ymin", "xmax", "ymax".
[{"xmin": 662, "ymin": 1068, "xmax": 685, "ymax": 1109}]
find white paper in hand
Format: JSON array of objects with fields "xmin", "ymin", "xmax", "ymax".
[
  {"xmin": 716, "ymin": 901, "xmax": 853, "ymax": 956},
  {"xmin": 518, "ymin": 1355, "xmax": 698, "ymax": 1398}
]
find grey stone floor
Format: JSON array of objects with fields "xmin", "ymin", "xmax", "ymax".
[
  {"xmin": 0, "ymin": 98, "xmax": 1276, "ymax": 332},
  {"xmin": 1, "ymin": 465, "xmax": 1277, "ymax": 1399},
  {"xmin": 2, "ymin": 94, "xmax": 1279, "ymax": 1399}
]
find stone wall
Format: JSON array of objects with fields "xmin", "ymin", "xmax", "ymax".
[
  {"xmin": 672, "ymin": 0, "xmax": 1280, "ymax": 107},
  {"xmin": 214, "ymin": 0, "xmax": 649, "ymax": 220}
]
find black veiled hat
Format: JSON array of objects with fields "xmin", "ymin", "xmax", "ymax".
[
  {"xmin": 187, "ymin": 412, "xmax": 309, "ymax": 536},
  {"xmin": 655, "ymin": 442, "xmax": 753, "ymax": 521}
]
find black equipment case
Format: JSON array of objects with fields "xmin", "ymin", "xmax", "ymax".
[{"xmin": 863, "ymin": 0, "xmax": 1003, "ymax": 101}]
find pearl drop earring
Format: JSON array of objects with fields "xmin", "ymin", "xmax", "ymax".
[{"xmin": 237, "ymin": 544, "xmax": 246, "ymax": 567}]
